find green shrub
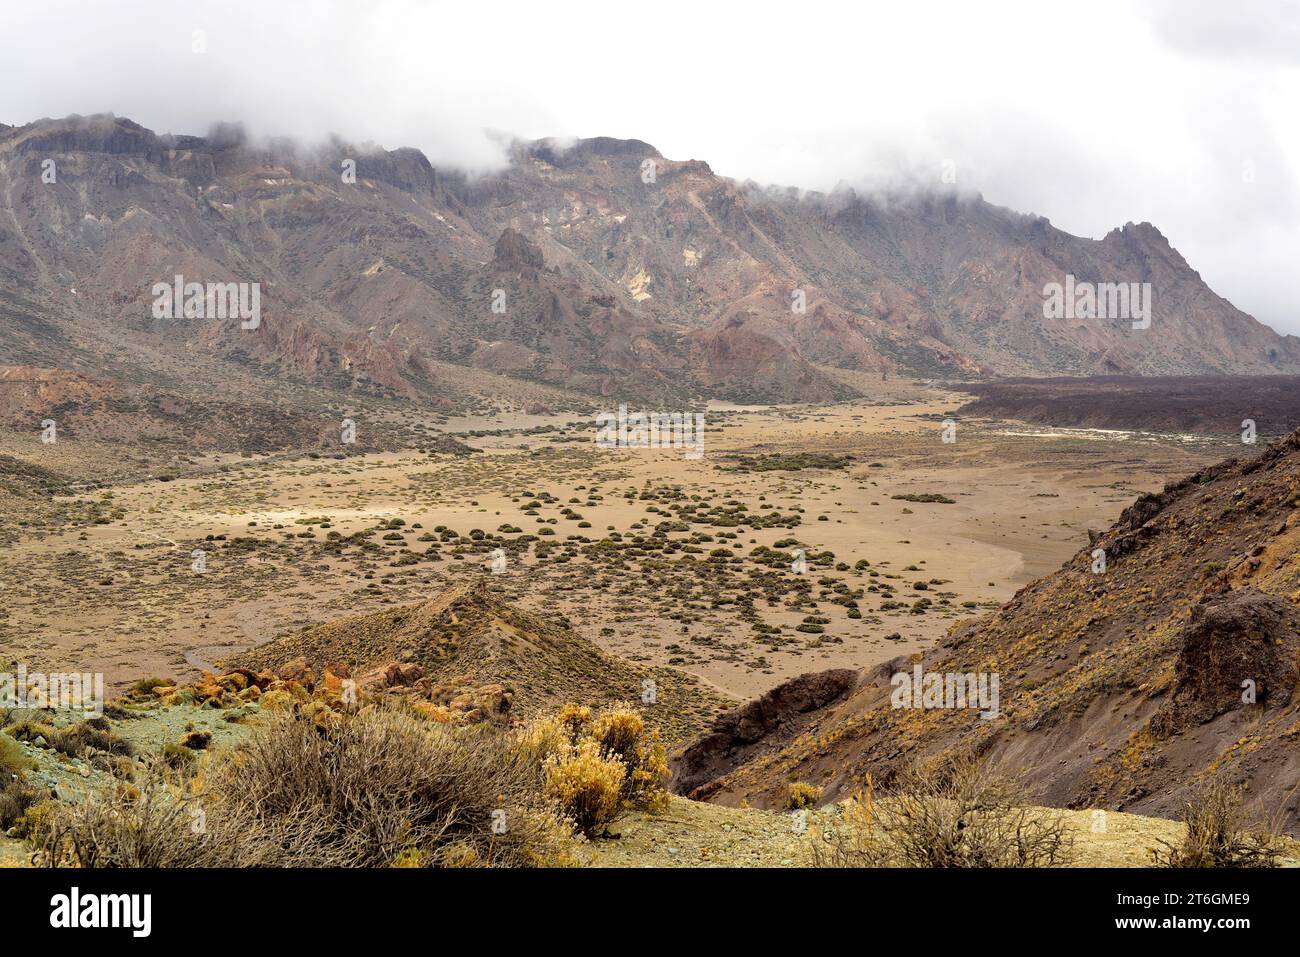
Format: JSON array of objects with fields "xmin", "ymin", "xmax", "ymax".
[
  {"xmin": 50, "ymin": 721, "xmax": 134, "ymax": 759},
  {"xmin": 0, "ymin": 733, "xmax": 37, "ymax": 775}
]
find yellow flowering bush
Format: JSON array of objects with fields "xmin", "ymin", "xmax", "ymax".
[
  {"xmin": 787, "ymin": 781, "xmax": 822, "ymax": 810},
  {"xmin": 530, "ymin": 702, "xmax": 672, "ymax": 832},
  {"xmin": 543, "ymin": 737, "xmax": 625, "ymax": 836}
]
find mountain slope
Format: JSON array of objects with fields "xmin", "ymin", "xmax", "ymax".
[
  {"xmin": 229, "ymin": 581, "xmax": 729, "ymax": 741},
  {"xmin": 2, "ymin": 113, "xmax": 1298, "ymax": 413},
  {"xmin": 676, "ymin": 428, "xmax": 1300, "ymax": 833}
]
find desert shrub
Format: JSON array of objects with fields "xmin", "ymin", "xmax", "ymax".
[
  {"xmin": 2, "ymin": 719, "xmax": 55, "ymax": 744},
  {"xmin": 589, "ymin": 705, "xmax": 670, "ymax": 812},
  {"xmin": 128, "ymin": 677, "xmax": 173, "ymax": 699},
  {"xmin": 34, "ymin": 707, "xmax": 571, "ymax": 868},
  {"xmin": 624, "ymin": 738, "xmax": 670, "ymax": 813},
  {"xmin": 590, "ymin": 707, "xmax": 644, "ymax": 758},
  {"xmin": 0, "ymin": 732, "xmax": 37, "ymax": 776},
  {"xmin": 1151, "ymin": 778, "xmax": 1280, "ymax": 868},
  {"xmin": 50, "ymin": 720, "xmax": 134, "ymax": 759},
  {"xmin": 211, "ymin": 708, "xmax": 569, "ymax": 866},
  {"xmin": 1, "ymin": 731, "xmax": 41, "ymax": 832},
  {"xmin": 787, "ymin": 782, "xmax": 822, "ymax": 810},
  {"xmin": 814, "ymin": 758, "xmax": 1073, "ymax": 868},
  {"xmin": 180, "ymin": 730, "xmax": 212, "ymax": 750},
  {"xmin": 102, "ymin": 702, "xmax": 133, "ymax": 720},
  {"xmin": 543, "ymin": 737, "xmax": 625, "ymax": 836},
  {"xmin": 162, "ymin": 743, "xmax": 196, "ymax": 769},
  {"xmin": 0, "ymin": 777, "xmax": 41, "ymax": 831},
  {"xmin": 522, "ymin": 703, "xmax": 670, "ymax": 828},
  {"xmin": 8, "ymin": 798, "xmax": 53, "ymax": 840},
  {"xmin": 88, "ymin": 752, "xmax": 137, "ymax": 779},
  {"xmin": 513, "ymin": 714, "xmax": 571, "ymax": 767},
  {"xmin": 556, "ymin": 703, "xmax": 593, "ymax": 738},
  {"xmin": 31, "ymin": 771, "xmax": 239, "ymax": 867}
]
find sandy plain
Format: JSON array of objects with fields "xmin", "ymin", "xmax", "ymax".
[{"xmin": 0, "ymin": 387, "xmax": 1228, "ymax": 703}]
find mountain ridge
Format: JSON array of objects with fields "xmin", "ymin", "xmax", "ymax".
[{"xmin": 3, "ymin": 112, "xmax": 1298, "ymax": 414}]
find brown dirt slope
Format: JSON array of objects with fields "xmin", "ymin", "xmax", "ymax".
[
  {"xmin": 0, "ymin": 364, "xmax": 340, "ymax": 453},
  {"xmin": 228, "ymin": 581, "xmax": 728, "ymax": 741},
  {"xmin": 687, "ymin": 427, "xmax": 1300, "ymax": 832},
  {"xmin": 671, "ymin": 669, "xmax": 859, "ymax": 797}
]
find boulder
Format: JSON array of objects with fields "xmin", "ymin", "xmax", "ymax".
[
  {"xmin": 278, "ymin": 658, "xmax": 316, "ymax": 689},
  {"xmin": 383, "ymin": 662, "xmax": 425, "ymax": 687}
]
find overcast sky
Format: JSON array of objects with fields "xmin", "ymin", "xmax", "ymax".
[{"xmin": 3, "ymin": 0, "xmax": 1298, "ymax": 334}]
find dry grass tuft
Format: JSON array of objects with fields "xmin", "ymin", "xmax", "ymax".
[
  {"xmin": 787, "ymin": 782, "xmax": 822, "ymax": 810},
  {"xmin": 33, "ymin": 707, "xmax": 572, "ymax": 867},
  {"xmin": 813, "ymin": 757, "xmax": 1073, "ymax": 868},
  {"xmin": 1151, "ymin": 777, "xmax": 1281, "ymax": 868}
]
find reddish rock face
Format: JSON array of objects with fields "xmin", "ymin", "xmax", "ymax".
[
  {"xmin": 382, "ymin": 663, "xmax": 425, "ymax": 687},
  {"xmin": 0, "ymin": 367, "xmax": 118, "ymax": 430},
  {"xmin": 492, "ymin": 228, "xmax": 545, "ymax": 276},
  {"xmin": 277, "ymin": 657, "xmax": 314, "ymax": 687}
]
